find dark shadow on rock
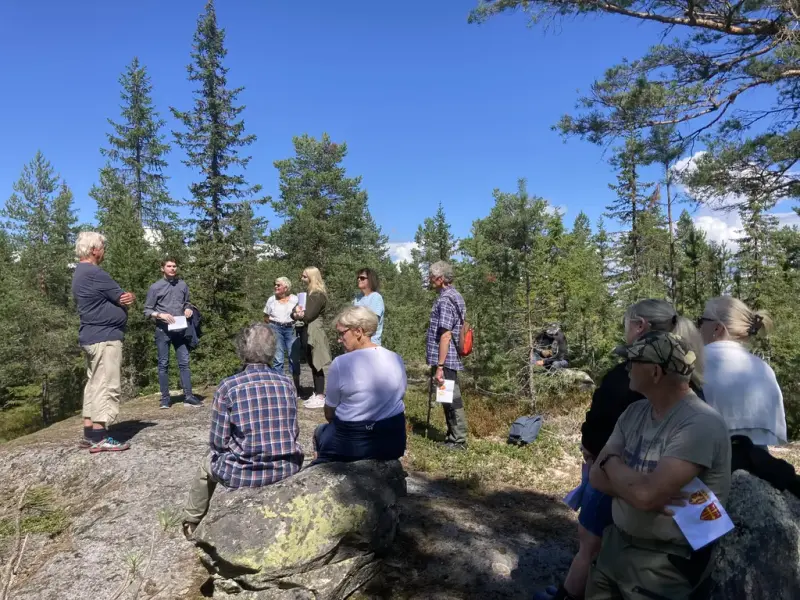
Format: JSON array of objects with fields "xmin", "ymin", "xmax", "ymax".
[
  {"xmin": 407, "ymin": 415, "xmax": 446, "ymax": 443},
  {"xmin": 357, "ymin": 475, "xmax": 577, "ymax": 599},
  {"xmin": 108, "ymin": 419, "xmax": 157, "ymax": 443}
]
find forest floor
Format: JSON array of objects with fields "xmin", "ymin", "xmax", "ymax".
[{"xmin": 0, "ymin": 366, "xmax": 798, "ymax": 599}]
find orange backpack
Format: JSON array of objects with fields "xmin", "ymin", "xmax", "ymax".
[{"xmin": 447, "ymin": 296, "xmax": 473, "ymax": 357}]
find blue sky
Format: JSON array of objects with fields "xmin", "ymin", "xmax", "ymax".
[{"xmin": 0, "ymin": 1, "xmax": 779, "ymax": 261}]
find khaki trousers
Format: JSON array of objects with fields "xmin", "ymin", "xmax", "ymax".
[
  {"xmin": 586, "ymin": 525, "xmax": 698, "ymax": 600},
  {"xmin": 183, "ymin": 455, "xmax": 219, "ymax": 525},
  {"xmin": 82, "ymin": 341, "xmax": 123, "ymax": 425}
]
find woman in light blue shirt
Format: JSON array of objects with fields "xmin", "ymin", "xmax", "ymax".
[{"xmin": 353, "ymin": 267, "xmax": 385, "ymax": 345}]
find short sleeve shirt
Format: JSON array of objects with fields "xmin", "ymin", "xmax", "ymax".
[
  {"xmin": 353, "ymin": 292, "xmax": 385, "ymax": 345},
  {"xmin": 607, "ymin": 393, "xmax": 731, "ymax": 546}
]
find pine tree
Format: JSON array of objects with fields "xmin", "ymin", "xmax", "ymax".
[
  {"xmin": 2, "ymin": 152, "xmax": 77, "ymax": 307},
  {"xmin": 646, "ymin": 125, "xmax": 686, "ymax": 300},
  {"xmin": 271, "ymin": 133, "xmax": 390, "ymax": 314},
  {"xmin": 1, "ymin": 153, "xmax": 80, "ymax": 426},
  {"xmin": 171, "ymin": 0, "xmax": 264, "ymax": 378},
  {"xmin": 606, "ymin": 134, "xmax": 653, "ymax": 291},
  {"xmin": 102, "ymin": 57, "xmax": 172, "ymax": 227},
  {"xmin": 734, "ymin": 195, "xmax": 779, "ymax": 308},
  {"xmin": 411, "ymin": 202, "xmax": 457, "ymax": 278},
  {"xmin": 675, "ymin": 210, "xmax": 710, "ymax": 315}
]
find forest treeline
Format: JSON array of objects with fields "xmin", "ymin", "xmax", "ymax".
[{"xmin": 1, "ymin": 0, "xmax": 799, "ymax": 441}]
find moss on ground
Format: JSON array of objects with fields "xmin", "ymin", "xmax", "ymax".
[{"xmin": 0, "ymin": 485, "xmax": 69, "ymax": 538}]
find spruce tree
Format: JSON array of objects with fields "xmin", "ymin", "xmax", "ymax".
[
  {"xmin": 171, "ymin": 0, "xmax": 264, "ymax": 379},
  {"xmin": 91, "ymin": 168, "xmax": 160, "ymax": 393},
  {"xmin": 411, "ymin": 202, "xmax": 457, "ymax": 278},
  {"xmin": 102, "ymin": 57, "xmax": 172, "ymax": 227}
]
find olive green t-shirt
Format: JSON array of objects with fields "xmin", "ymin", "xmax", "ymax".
[{"xmin": 607, "ymin": 392, "xmax": 731, "ymax": 547}]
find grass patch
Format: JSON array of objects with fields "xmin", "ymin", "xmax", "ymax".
[
  {"xmin": 0, "ymin": 485, "xmax": 69, "ymax": 538},
  {"xmin": 403, "ymin": 383, "xmax": 589, "ymax": 495},
  {"xmin": 0, "ymin": 403, "xmax": 43, "ymax": 444}
]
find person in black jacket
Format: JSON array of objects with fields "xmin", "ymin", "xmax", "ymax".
[
  {"xmin": 533, "ymin": 323, "xmax": 568, "ymax": 370},
  {"xmin": 536, "ymin": 299, "xmax": 705, "ymax": 600}
]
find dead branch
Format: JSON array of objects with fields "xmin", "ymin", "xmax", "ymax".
[{"xmin": 0, "ymin": 484, "xmax": 32, "ymax": 600}]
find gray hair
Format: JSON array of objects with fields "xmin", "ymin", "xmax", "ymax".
[
  {"xmin": 625, "ymin": 299, "xmax": 705, "ymax": 387},
  {"xmin": 429, "ymin": 260, "xmax": 454, "ymax": 284},
  {"xmin": 336, "ymin": 306, "xmax": 378, "ymax": 337},
  {"xmin": 275, "ymin": 276, "xmax": 292, "ymax": 292},
  {"xmin": 75, "ymin": 231, "xmax": 106, "ymax": 259},
  {"xmin": 235, "ymin": 323, "xmax": 277, "ymax": 365},
  {"xmin": 704, "ymin": 296, "xmax": 773, "ymax": 342}
]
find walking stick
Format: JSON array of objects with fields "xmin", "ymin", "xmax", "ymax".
[{"xmin": 425, "ymin": 372, "xmax": 433, "ymax": 439}]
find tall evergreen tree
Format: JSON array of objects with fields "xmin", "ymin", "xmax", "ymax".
[
  {"xmin": 171, "ymin": 0, "xmax": 264, "ymax": 378},
  {"xmin": 91, "ymin": 168, "xmax": 160, "ymax": 393},
  {"xmin": 2, "ymin": 152, "xmax": 77, "ymax": 307},
  {"xmin": 411, "ymin": 202, "xmax": 457, "ymax": 278},
  {"xmin": 271, "ymin": 133, "xmax": 390, "ymax": 314},
  {"xmin": 1, "ymin": 154, "xmax": 80, "ymax": 426},
  {"xmin": 102, "ymin": 57, "xmax": 172, "ymax": 227}
]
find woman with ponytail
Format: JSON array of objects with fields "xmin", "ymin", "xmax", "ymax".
[{"xmin": 697, "ymin": 297, "xmax": 787, "ymax": 447}]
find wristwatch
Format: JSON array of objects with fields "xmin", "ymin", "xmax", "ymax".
[{"xmin": 598, "ymin": 453, "xmax": 621, "ymax": 473}]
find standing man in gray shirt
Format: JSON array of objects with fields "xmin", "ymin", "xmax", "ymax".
[
  {"xmin": 144, "ymin": 258, "xmax": 201, "ymax": 409},
  {"xmin": 72, "ymin": 231, "xmax": 136, "ymax": 452}
]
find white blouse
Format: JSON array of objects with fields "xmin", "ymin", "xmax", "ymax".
[
  {"xmin": 702, "ymin": 340, "xmax": 787, "ymax": 446},
  {"xmin": 263, "ymin": 294, "xmax": 298, "ymax": 325}
]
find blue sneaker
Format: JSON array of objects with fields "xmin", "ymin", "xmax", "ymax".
[{"xmin": 160, "ymin": 398, "xmax": 171, "ymax": 409}]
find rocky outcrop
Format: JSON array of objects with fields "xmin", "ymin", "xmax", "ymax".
[
  {"xmin": 710, "ymin": 471, "xmax": 800, "ymax": 600},
  {"xmin": 195, "ymin": 460, "xmax": 407, "ymax": 600}
]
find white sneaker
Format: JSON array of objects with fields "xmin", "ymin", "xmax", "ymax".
[{"xmin": 303, "ymin": 394, "xmax": 326, "ymax": 409}]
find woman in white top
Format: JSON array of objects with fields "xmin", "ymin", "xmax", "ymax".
[
  {"xmin": 697, "ymin": 296, "xmax": 787, "ymax": 446},
  {"xmin": 312, "ymin": 306, "xmax": 406, "ymax": 464},
  {"xmin": 263, "ymin": 277, "xmax": 299, "ymax": 388}
]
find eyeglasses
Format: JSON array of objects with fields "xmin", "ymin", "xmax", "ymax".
[
  {"xmin": 696, "ymin": 316, "xmax": 714, "ymax": 328},
  {"xmin": 357, "ymin": 275, "xmax": 368, "ymax": 281},
  {"xmin": 337, "ymin": 328, "xmax": 351, "ymax": 340}
]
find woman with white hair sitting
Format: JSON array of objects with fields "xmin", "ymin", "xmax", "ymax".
[{"xmin": 313, "ymin": 306, "xmax": 407, "ymax": 464}]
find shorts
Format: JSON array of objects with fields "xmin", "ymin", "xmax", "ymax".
[{"xmin": 578, "ymin": 479, "xmax": 613, "ymax": 538}]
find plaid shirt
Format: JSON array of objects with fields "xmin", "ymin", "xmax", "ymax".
[
  {"xmin": 426, "ymin": 286, "xmax": 466, "ymax": 371},
  {"xmin": 209, "ymin": 364, "xmax": 304, "ymax": 488}
]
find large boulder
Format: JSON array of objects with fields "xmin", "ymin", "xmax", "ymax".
[
  {"xmin": 195, "ymin": 460, "xmax": 407, "ymax": 600},
  {"xmin": 710, "ymin": 471, "xmax": 800, "ymax": 599}
]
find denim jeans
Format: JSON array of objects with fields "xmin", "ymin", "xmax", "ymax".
[
  {"xmin": 270, "ymin": 323, "xmax": 299, "ymax": 376},
  {"xmin": 156, "ymin": 327, "xmax": 194, "ymax": 401}
]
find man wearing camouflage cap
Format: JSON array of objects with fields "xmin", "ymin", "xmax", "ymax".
[{"xmin": 586, "ymin": 331, "xmax": 731, "ymax": 600}]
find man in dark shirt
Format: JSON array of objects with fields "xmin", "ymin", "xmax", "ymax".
[
  {"xmin": 71, "ymin": 231, "xmax": 136, "ymax": 452},
  {"xmin": 533, "ymin": 323, "xmax": 569, "ymax": 370},
  {"xmin": 182, "ymin": 323, "xmax": 303, "ymax": 538},
  {"xmin": 143, "ymin": 258, "xmax": 200, "ymax": 409}
]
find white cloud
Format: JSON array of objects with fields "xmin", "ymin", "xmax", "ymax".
[
  {"xmin": 388, "ymin": 241, "xmax": 418, "ymax": 264},
  {"xmin": 694, "ymin": 210, "xmax": 800, "ymax": 250}
]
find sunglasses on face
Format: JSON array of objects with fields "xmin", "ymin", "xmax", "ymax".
[
  {"xmin": 696, "ymin": 316, "xmax": 714, "ymax": 328},
  {"xmin": 357, "ymin": 275, "xmax": 368, "ymax": 281}
]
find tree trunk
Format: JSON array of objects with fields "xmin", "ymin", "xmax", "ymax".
[
  {"xmin": 525, "ymin": 270, "xmax": 536, "ymax": 409},
  {"xmin": 41, "ymin": 376, "xmax": 49, "ymax": 427},
  {"xmin": 665, "ymin": 169, "xmax": 676, "ymax": 301}
]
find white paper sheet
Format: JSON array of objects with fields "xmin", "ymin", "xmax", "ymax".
[
  {"xmin": 167, "ymin": 316, "xmax": 188, "ymax": 331},
  {"xmin": 669, "ymin": 478, "xmax": 735, "ymax": 550},
  {"xmin": 435, "ymin": 379, "xmax": 455, "ymax": 404},
  {"xmin": 297, "ymin": 292, "xmax": 307, "ymax": 310}
]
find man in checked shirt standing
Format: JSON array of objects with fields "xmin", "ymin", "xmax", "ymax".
[
  {"xmin": 182, "ymin": 323, "xmax": 304, "ymax": 537},
  {"xmin": 426, "ymin": 260, "xmax": 469, "ymax": 450}
]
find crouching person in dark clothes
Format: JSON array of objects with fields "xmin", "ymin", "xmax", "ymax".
[
  {"xmin": 312, "ymin": 306, "xmax": 406, "ymax": 464},
  {"xmin": 587, "ymin": 332, "xmax": 730, "ymax": 600},
  {"xmin": 182, "ymin": 323, "xmax": 304, "ymax": 538}
]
